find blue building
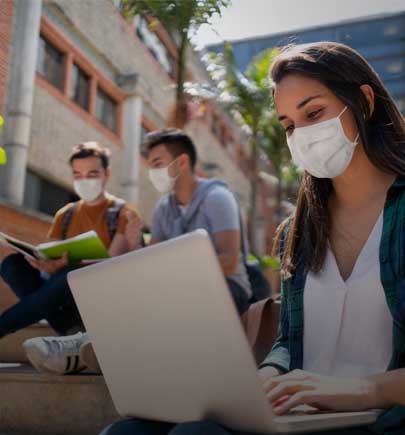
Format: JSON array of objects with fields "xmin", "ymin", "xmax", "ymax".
[{"xmin": 208, "ymin": 12, "xmax": 405, "ymax": 114}]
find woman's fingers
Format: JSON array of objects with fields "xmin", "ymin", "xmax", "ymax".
[
  {"xmin": 264, "ymin": 371, "xmax": 313, "ymax": 394},
  {"xmin": 266, "ymin": 380, "xmax": 314, "ymax": 404},
  {"xmin": 273, "ymin": 390, "xmax": 320, "ymax": 415}
]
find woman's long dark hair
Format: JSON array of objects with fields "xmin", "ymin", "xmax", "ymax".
[{"xmin": 270, "ymin": 42, "xmax": 405, "ymax": 276}]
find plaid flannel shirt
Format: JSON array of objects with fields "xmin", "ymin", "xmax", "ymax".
[{"xmin": 261, "ymin": 176, "xmax": 405, "ymax": 434}]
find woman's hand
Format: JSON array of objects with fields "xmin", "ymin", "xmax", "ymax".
[
  {"xmin": 265, "ymin": 369, "xmax": 378, "ymax": 415},
  {"xmin": 25, "ymin": 252, "xmax": 69, "ymax": 275},
  {"xmin": 259, "ymin": 365, "xmax": 281, "ymax": 384},
  {"xmin": 124, "ymin": 210, "xmax": 144, "ymax": 251}
]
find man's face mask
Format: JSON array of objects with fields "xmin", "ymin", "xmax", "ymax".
[
  {"xmin": 287, "ymin": 106, "xmax": 359, "ymax": 179},
  {"xmin": 148, "ymin": 159, "xmax": 180, "ymax": 194},
  {"xmin": 73, "ymin": 178, "xmax": 104, "ymax": 202}
]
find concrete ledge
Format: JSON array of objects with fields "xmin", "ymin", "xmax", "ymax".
[{"xmin": 0, "ymin": 365, "xmax": 120, "ymax": 435}]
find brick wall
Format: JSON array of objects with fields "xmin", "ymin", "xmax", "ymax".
[{"xmin": 0, "ymin": 0, "xmax": 14, "ymax": 114}]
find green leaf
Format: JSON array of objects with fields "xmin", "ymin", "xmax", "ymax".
[
  {"xmin": 0, "ymin": 115, "xmax": 3, "ymax": 128},
  {"xmin": 0, "ymin": 147, "xmax": 7, "ymax": 165},
  {"xmin": 259, "ymin": 255, "xmax": 281, "ymax": 270},
  {"xmin": 247, "ymin": 254, "xmax": 281, "ymax": 270}
]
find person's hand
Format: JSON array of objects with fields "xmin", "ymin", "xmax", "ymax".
[
  {"xmin": 265, "ymin": 369, "xmax": 378, "ymax": 415},
  {"xmin": 124, "ymin": 210, "xmax": 144, "ymax": 251},
  {"xmin": 25, "ymin": 252, "xmax": 69, "ymax": 275},
  {"xmin": 259, "ymin": 365, "xmax": 281, "ymax": 384}
]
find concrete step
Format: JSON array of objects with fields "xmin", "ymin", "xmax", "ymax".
[
  {"xmin": 0, "ymin": 364, "xmax": 120, "ymax": 435},
  {"xmin": 0, "ymin": 322, "xmax": 56, "ymax": 363}
]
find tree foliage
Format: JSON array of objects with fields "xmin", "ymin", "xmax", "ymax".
[
  {"xmin": 185, "ymin": 44, "xmax": 301, "ymax": 251},
  {"xmin": 122, "ymin": 0, "xmax": 231, "ymax": 126}
]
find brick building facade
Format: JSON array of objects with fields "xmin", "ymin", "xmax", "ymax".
[
  {"xmin": 0, "ymin": 1, "xmax": 276, "ymax": 305},
  {"xmin": 0, "ymin": 0, "xmax": 14, "ymax": 114}
]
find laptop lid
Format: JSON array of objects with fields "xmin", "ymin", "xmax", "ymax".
[{"xmin": 68, "ymin": 230, "xmax": 378, "ymax": 434}]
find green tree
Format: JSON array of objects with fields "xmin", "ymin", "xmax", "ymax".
[
  {"xmin": 185, "ymin": 44, "xmax": 287, "ymax": 252},
  {"xmin": 259, "ymin": 112, "xmax": 300, "ymax": 222},
  {"xmin": 122, "ymin": 0, "xmax": 230, "ymax": 127}
]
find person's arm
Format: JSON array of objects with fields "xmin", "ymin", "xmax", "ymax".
[
  {"xmin": 366, "ymin": 368, "xmax": 405, "ymax": 408},
  {"xmin": 110, "ymin": 207, "xmax": 144, "ymax": 257},
  {"xmin": 108, "ymin": 233, "xmax": 130, "ymax": 257},
  {"xmin": 148, "ymin": 204, "xmax": 165, "ymax": 247},
  {"xmin": 204, "ymin": 188, "xmax": 242, "ymax": 276},
  {"xmin": 25, "ymin": 251, "xmax": 69, "ymax": 275},
  {"xmin": 46, "ymin": 208, "xmax": 65, "ymax": 241},
  {"xmin": 263, "ymin": 368, "xmax": 405, "ymax": 415},
  {"xmin": 213, "ymin": 229, "xmax": 240, "ymax": 276},
  {"xmin": 25, "ymin": 209, "xmax": 69, "ymax": 274}
]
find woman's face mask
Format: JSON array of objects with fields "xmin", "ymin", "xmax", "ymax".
[
  {"xmin": 148, "ymin": 159, "xmax": 180, "ymax": 194},
  {"xmin": 287, "ymin": 106, "xmax": 359, "ymax": 179}
]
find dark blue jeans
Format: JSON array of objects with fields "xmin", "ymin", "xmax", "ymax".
[
  {"xmin": 0, "ymin": 253, "xmax": 84, "ymax": 337},
  {"xmin": 99, "ymin": 418, "xmax": 374, "ymax": 435}
]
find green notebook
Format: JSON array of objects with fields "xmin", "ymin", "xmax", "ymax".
[
  {"xmin": 37, "ymin": 231, "xmax": 109, "ymax": 264},
  {"xmin": 0, "ymin": 230, "xmax": 109, "ymax": 265}
]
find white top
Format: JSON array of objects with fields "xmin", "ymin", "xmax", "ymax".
[{"xmin": 303, "ymin": 211, "xmax": 393, "ymax": 377}]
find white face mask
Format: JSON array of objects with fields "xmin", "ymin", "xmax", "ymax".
[
  {"xmin": 73, "ymin": 178, "xmax": 104, "ymax": 202},
  {"xmin": 287, "ymin": 106, "xmax": 359, "ymax": 179},
  {"xmin": 148, "ymin": 159, "xmax": 179, "ymax": 194}
]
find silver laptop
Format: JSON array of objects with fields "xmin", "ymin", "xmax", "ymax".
[{"xmin": 67, "ymin": 230, "xmax": 378, "ymax": 434}]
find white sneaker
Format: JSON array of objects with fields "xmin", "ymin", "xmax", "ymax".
[{"xmin": 23, "ymin": 332, "xmax": 88, "ymax": 374}]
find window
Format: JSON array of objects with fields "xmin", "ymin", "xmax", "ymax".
[
  {"xmin": 37, "ymin": 21, "xmax": 123, "ymax": 139},
  {"xmin": 95, "ymin": 87, "xmax": 118, "ymax": 132},
  {"xmin": 69, "ymin": 63, "xmax": 90, "ymax": 111},
  {"xmin": 135, "ymin": 16, "xmax": 175, "ymax": 78},
  {"xmin": 24, "ymin": 171, "xmax": 79, "ymax": 216},
  {"xmin": 36, "ymin": 35, "xmax": 65, "ymax": 91}
]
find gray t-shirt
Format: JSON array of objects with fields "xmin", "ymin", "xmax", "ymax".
[{"xmin": 151, "ymin": 179, "xmax": 251, "ymax": 297}]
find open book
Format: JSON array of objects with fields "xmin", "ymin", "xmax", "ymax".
[{"xmin": 0, "ymin": 230, "xmax": 109, "ymax": 265}]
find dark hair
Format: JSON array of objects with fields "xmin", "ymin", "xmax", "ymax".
[
  {"xmin": 270, "ymin": 42, "xmax": 405, "ymax": 276},
  {"xmin": 143, "ymin": 128, "xmax": 197, "ymax": 170},
  {"xmin": 69, "ymin": 141, "xmax": 111, "ymax": 170}
]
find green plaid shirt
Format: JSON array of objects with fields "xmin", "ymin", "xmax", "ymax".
[{"xmin": 261, "ymin": 176, "xmax": 405, "ymax": 434}]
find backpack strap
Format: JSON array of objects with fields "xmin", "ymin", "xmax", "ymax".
[
  {"xmin": 61, "ymin": 203, "xmax": 78, "ymax": 240},
  {"xmin": 105, "ymin": 198, "xmax": 127, "ymax": 241}
]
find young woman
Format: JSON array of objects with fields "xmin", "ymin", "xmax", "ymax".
[{"xmin": 99, "ymin": 42, "xmax": 405, "ymax": 435}]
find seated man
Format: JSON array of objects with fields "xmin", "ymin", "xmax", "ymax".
[
  {"xmin": 0, "ymin": 141, "xmax": 143, "ymax": 373},
  {"xmin": 139, "ymin": 128, "xmax": 252, "ymax": 315}
]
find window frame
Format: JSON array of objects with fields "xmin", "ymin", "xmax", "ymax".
[
  {"xmin": 36, "ymin": 17, "xmax": 125, "ymax": 144},
  {"xmin": 36, "ymin": 34, "xmax": 66, "ymax": 92},
  {"xmin": 69, "ymin": 62, "xmax": 91, "ymax": 111},
  {"xmin": 134, "ymin": 15, "xmax": 176, "ymax": 80}
]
